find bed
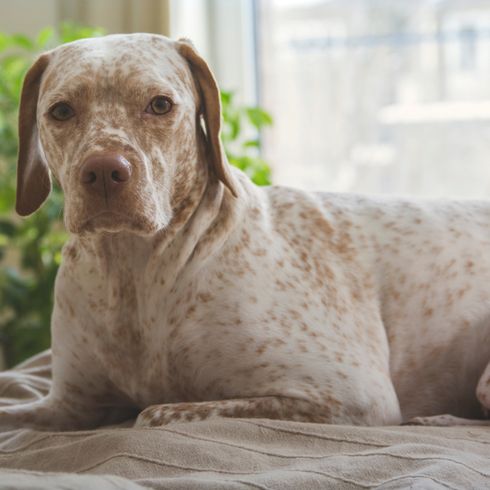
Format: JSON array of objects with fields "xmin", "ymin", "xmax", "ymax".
[{"xmin": 0, "ymin": 351, "xmax": 489, "ymax": 489}]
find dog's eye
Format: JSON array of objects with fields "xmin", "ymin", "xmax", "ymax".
[
  {"xmin": 49, "ymin": 102, "xmax": 75, "ymax": 121},
  {"xmin": 146, "ymin": 96, "xmax": 173, "ymax": 115}
]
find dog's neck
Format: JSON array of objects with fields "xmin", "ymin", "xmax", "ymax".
[{"xmin": 65, "ymin": 160, "xmax": 240, "ymax": 286}]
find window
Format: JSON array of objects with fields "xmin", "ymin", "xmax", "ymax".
[
  {"xmin": 171, "ymin": 0, "xmax": 258, "ymax": 107},
  {"xmin": 256, "ymin": 0, "xmax": 490, "ymax": 198}
]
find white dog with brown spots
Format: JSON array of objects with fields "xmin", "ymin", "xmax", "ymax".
[{"xmin": 1, "ymin": 34, "xmax": 489, "ymax": 431}]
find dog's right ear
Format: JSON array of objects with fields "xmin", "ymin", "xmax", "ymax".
[{"xmin": 16, "ymin": 54, "xmax": 51, "ymax": 217}]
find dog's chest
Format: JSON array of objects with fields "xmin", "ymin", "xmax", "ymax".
[
  {"xmin": 73, "ymin": 212, "xmax": 385, "ymax": 409},
  {"xmin": 86, "ymin": 275, "xmax": 295, "ymax": 407},
  {"xmin": 89, "ymin": 279, "xmax": 221, "ymax": 406},
  {"xmin": 80, "ymin": 269, "xmax": 172, "ymax": 407}
]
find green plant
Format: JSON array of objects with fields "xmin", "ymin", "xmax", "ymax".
[
  {"xmin": 0, "ymin": 25, "xmax": 105, "ymax": 368},
  {"xmin": 0, "ymin": 26, "xmax": 273, "ymax": 368},
  {"xmin": 221, "ymin": 90, "xmax": 273, "ymax": 185}
]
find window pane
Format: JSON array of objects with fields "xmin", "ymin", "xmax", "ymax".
[{"xmin": 257, "ymin": 0, "xmax": 490, "ymax": 197}]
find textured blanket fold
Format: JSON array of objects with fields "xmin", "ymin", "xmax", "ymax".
[{"xmin": 1, "ymin": 351, "xmax": 489, "ymax": 489}]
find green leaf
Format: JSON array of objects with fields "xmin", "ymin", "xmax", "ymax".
[
  {"xmin": 229, "ymin": 116, "xmax": 241, "ymax": 140},
  {"xmin": 0, "ymin": 33, "xmax": 11, "ymax": 51},
  {"xmin": 10, "ymin": 34, "xmax": 35, "ymax": 50},
  {"xmin": 243, "ymin": 139, "xmax": 260, "ymax": 149},
  {"xmin": 36, "ymin": 27, "xmax": 54, "ymax": 48},
  {"xmin": 245, "ymin": 107, "xmax": 273, "ymax": 128},
  {"xmin": 0, "ymin": 220, "xmax": 17, "ymax": 236},
  {"xmin": 220, "ymin": 90, "xmax": 233, "ymax": 107}
]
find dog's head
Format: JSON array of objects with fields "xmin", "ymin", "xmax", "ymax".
[{"xmin": 16, "ymin": 34, "xmax": 236, "ymax": 235}]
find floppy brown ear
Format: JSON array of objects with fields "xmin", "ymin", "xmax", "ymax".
[
  {"xmin": 16, "ymin": 54, "xmax": 51, "ymax": 216},
  {"xmin": 177, "ymin": 39, "xmax": 238, "ymax": 197}
]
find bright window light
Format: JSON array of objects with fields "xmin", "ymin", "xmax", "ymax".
[{"xmin": 256, "ymin": 0, "xmax": 490, "ymax": 198}]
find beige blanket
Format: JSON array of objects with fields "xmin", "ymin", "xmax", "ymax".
[{"xmin": 0, "ymin": 351, "xmax": 489, "ymax": 489}]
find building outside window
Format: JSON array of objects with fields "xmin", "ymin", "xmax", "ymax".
[{"xmin": 256, "ymin": 0, "xmax": 490, "ymax": 198}]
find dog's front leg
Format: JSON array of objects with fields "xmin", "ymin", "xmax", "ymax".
[
  {"xmin": 0, "ymin": 395, "xmax": 99, "ymax": 431},
  {"xmin": 135, "ymin": 396, "xmax": 334, "ymax": 427},
  {"xmin": 0, "ymin": 335, "xmax": 135, "ymax": 431},
  {"xmin": 0, "ymin": 392, "xmax": 136, "ymax": 431},
  {"xmin": 0, "ymin": 282, "xmax": 134, "ymax": 431}
]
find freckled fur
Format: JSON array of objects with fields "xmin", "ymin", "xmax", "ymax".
[{"xmin": 1, "ymin": 34, "xmax": 490, "ymax": 431}]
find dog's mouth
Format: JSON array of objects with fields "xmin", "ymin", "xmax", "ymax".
[{"xmin": 74, "ymin": 210, "xmax": 160, "ymax": 235}]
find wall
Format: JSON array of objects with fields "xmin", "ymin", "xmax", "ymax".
[{"xmin": 0, "ymin": 0, "xmax": 170, "ymax": 36}]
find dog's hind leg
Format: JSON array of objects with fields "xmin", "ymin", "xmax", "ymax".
[
  {"xmin": 476, "ymin": 360, "xmax": 490, "ymax": 417},
  {"xmin": 134, "ymin": 396, "xmax": 335, "ymax": 427}
]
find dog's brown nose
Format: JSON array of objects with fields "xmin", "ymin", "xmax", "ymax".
[{"xmin": 80, "ymin": 154, "xmax": 132, "ymax": 198}]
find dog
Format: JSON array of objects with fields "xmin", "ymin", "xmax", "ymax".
[{"xmin": 1, "ymin": 33, "xmax": 489, "ymax": 431}]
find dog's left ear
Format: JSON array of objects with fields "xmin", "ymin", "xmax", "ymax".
[
  {"xmin": 16, "ymin": 54, "xmax": 52, "ymax": 216},
  {"xmin": 177, "ymin": 39, "xmax": 238, "ymax": 197}
]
